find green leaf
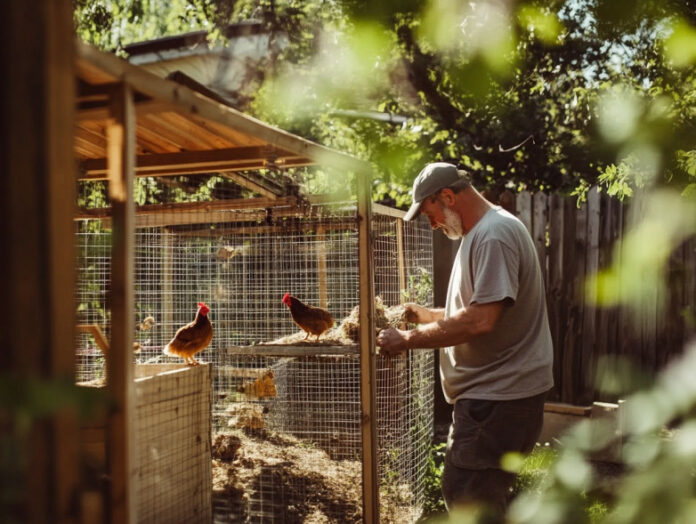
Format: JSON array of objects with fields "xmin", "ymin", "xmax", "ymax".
[{"xmin": 664, "ymin": 19, "xmax": 696, "ymax": 68}]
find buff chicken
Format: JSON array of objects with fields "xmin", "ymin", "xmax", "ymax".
[
  {"xmin": 163, "ymin": 302, "xmax": 213, "ymax": 365},
  {"xmin": 282, "ymin": 293, "xmax": 334, "ymax": 341}
]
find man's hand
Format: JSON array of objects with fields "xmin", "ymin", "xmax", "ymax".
[{"xmin": 376, "ymin": 327, "xmax": 410, "ymax": 357}]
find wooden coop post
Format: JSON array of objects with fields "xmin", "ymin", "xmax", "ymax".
[
  {"xmin": 162, "ymin": 228, "xmax": 174, "ymax": 330},
  {"xmin": 1, "ymin": 1, "xmax": 78, "ymax": 520},
  {"xmin": 357, "ymin": 169, "xmax": 379, "ymax": 523},
  {"xmin": 106, "ymin": 82, "xmax": 138, "ymax": 524},
  {"xmin": 317, "ymin": 224, "xmax": 328, "ymax": 309},
  {"xmin": 396, "ymin": 218, "xmax": 407, "ymax": 304}
]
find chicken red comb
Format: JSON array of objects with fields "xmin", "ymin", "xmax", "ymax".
[
  {"xmin": 282, "ymin": 292, "xmax": 290, "ymax": 304},
  {"xmin": 198, "ymin": 302, "xmax": 208, "ymax": 308}
]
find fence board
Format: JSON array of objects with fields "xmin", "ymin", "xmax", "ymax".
[
  {"xmin": 566, "ymin": 199, "xmax": 587, "ymax": 402},
  {"xmin": 686, "ymin": 238, "xmax": 696, "ymax": 344},
  {"xmin": 663, "ymin": 244, "xmax": 685, "ymax": 368},
  {"xmin": 547, "ymin": 194, "xmax": 564, "ymax": 402},
  {"xmin": 517, "ymin": 192, "xmax": 532, "ymax": 233},
  {"xmin": 595, "ymin": 192, "xmax": 612, "ymax": 363},
  {"xmin": 606, "ymin": 197, "xmax": 621, "ymax": 362},
  {"xmin": 616, "ymin": 196, "xmax": 634, "ymax": 359},
  {"xmin": 495, "ymin": 188, "xmax": 694, "ymax": 404},
  {"xmin": 577, "ymin": 189, "xmax": 599, "ymax": 404},
  {"xmin": 635, "ymin": 194, "xmax": 658, "ymax": 372},
  {"xmin": 533, "ymin": 192, "xmax": 549, "ymax": 284}
]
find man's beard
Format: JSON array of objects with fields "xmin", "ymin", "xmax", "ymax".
[{"xmin": 441, "ymin": 206, "xmax": 464, "ymax": 239}]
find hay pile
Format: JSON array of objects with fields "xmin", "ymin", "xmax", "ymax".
[
  {"xmin": 212, "ymin": 429, "xmax": 363, "ymax": 523},
  {"xmin": 265, "ymin": 297, "xmax": 406, "ymax": 346},
  {"xmin": 211, "ymin": 427, "xmax": 416, "ymax": 523}
]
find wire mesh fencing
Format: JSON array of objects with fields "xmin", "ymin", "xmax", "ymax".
[{"xmin": 75, "ymin": 191, "xmax": 434, "ymax": 523}]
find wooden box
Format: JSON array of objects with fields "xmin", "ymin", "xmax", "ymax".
[{"xmin": 80, "ymin": 364, "xmax": 212, "ymax": 523}]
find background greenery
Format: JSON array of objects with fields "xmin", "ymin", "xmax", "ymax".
[{"xmin": 74, "ymin": 0, "xmax": 696, "ymax": 201}]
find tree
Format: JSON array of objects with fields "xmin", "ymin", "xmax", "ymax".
[{"xmin": 72, "ymin": 1, "xmax": 696, "ymax": 195}]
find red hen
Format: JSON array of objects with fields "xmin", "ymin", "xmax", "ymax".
[
  {"xmin": 282, "ymin": 293, "xmax": 334, "ymax": 341},
  {"xmin": 163, "ymin": 302, "xmax": 213, "ymax": 365}
]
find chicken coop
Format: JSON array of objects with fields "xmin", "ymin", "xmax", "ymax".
[{"xmin": 73, "ymin": 43, "xmax": 434, "ymax": 523}]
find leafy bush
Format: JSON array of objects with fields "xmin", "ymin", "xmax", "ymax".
[{"xmin": 420, "ymin": 442, "xmax": 447, "ymax": 519}]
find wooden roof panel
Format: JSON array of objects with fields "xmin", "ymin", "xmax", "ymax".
[
  {"xmin": 137, "ymin": 113, "xmax": 215, "ymax": 152},
  {"xmin": 155, "ymin": 112, "xmax": 243, "ymax": 150},
  {"xmin": 188, "ymin": 116, "xmax": 263, "ymax": 148},
  {"xmin": 74, "ymin": 42, "xmax": 371, "ymax": 194},
  {"xmin": 133, "ymin": 122, "xmax": 182, "ymax": 155}
]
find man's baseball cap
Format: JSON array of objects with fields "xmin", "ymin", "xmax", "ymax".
[{"xmin": 404, "ymin": 162, "xmax": 462, "ymax": 221}]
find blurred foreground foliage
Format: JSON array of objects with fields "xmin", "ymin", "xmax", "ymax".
[
  {"xmin": 505, "ymin": 342, "xmax": 696, "ymax": 524},
  {"xmin": 1, "ymin": 375, "xmax": 106, "ymax": 522}
]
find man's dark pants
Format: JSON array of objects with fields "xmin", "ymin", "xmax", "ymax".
[{"xmin": 441, "ymin": 391, "xmax": 547, "ymax": 520}]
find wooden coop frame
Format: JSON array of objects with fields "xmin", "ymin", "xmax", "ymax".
[{"xmin": 74, "ymin": 42, "xmax": 383, "ymax": 522}]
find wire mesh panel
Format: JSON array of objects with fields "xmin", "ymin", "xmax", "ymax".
[{"xmin": 75, "ymin": 192, "xmax": 433, "ymax": 523}]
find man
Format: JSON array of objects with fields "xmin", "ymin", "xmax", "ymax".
[{"xmin": 377, "ymin": 162, "xmax": 553, "ymax": 519}]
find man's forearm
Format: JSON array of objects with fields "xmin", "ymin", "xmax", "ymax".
[
  {"xmin": 405, "ymin": 303, "xmax": 445, "ymax": 324},
  {"xmin": 404, "ymin": 316, "xmax": 472, "ymax": 349},
  {"xmin": 424, "ymin": 308, "xmax": 445, "ymax": 323},
  {"xmin": 376, "ymin": 302, "xmax": 505, "ymax": 355},
  {"xmin": 404, "ymin": 302, "xmax": 504, "ymax": 349}
]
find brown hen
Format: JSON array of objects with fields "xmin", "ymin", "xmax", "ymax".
[
  {"xmin": 163, "ymin": 302, "xmax": 213, "ymax": 365},
  {"xmin": 282, "ymin": 293, "xmax": 334, "ymax": 341}
]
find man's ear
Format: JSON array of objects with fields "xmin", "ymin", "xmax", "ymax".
[{"xmin": 439, "ymin": 188, "xmax": 457, "ymax": 207}]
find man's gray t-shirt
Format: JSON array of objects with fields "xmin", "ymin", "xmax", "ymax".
[{"xmin": 441, "ymin": 207, "xmax": 554, "ymax": 402}]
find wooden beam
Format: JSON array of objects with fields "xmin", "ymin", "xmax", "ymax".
[
  {"xmin": 2, "ymin": 2, "xmax": 80, "ymax": 521},
  {"xmin": 396, "ymin": 218, "xmax": 407, "ymax": 304},
  {"xmin": 78, "ymin": 146, "xmax": 310, "ymax": 181},
  {"xmin": 46, "ymin": 1, "xmax": 80, "ymax": 520},
  {"xmin": 357, "ymin": 167, "xmax": 379, "ymax": 524},
  {"xmin": 76, "ymin": 41, "xmax": 371, "ymax": 173},
  {"xmin": 106, "ymin": 82, "xmax": 137, "ymax": 524},
  {"xmin": 78, "ymin": 196, "xmax": 296, "ymax": 218},
  {"xmin": 373, "ymin": 202, "xmax": 406, "ymax": 219},
  {"xmin": 75, "ymin": 196, "xmax": 300, "ymax": 229},
  {"xmin": 219, "ymin": 171, "xmax": 283, "ymax": 200},
  {"xmin": 77, "ymin": 99, "xmax": 174, "ymax": 122},
  {"xmin": 77, "ymin": 324, "xmax": 111, "ymax": 353},
  {"xmin": 160, "ymin": 220, "xmax": 358, "ymax": 237},
  {"xmin": 162, "ymin": 232, "xmax": 174, "ymax": 337},
  {"xmin": 83, "ymin": 157, "xmax": 314, "ymax": 178},
  {"xmin": 544, "ymin": 402, "xmax": 592, "ymax": 416},
  {"xmin": 317, "ymin": 225, "xmax": 328, "ymax": 308}
]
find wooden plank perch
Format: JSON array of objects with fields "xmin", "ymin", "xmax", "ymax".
[
  {"xmin": 226, "ymin": 345, "xmax": 359, "ymax": 357},
  {"xmin": 77, "ymin": 324, "xmax": 110, "ymax": 353}
]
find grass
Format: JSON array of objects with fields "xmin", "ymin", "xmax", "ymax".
[{"xmin": 511, "ymin": 443, "xmax": 558, "ymax": 495}]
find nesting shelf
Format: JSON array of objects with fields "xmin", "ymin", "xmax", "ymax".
[{"xmin": 227, "ymin": 344, "xmax": 360, "ymax": 356}]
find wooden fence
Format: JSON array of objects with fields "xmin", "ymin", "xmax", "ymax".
[
  {"xmin": 516, "ymin": 188, "xmax": 696, "ymax": 404},
  {"xmin": 433, "ymin": 188, "xmax": 696, "ymax": 406}
]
